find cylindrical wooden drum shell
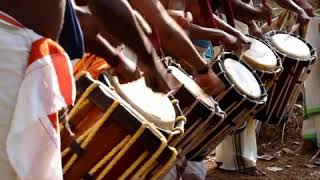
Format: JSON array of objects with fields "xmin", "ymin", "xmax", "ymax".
[
  {"xmin": 244, "ymin": 35, "xmax": 283, "ymax": 91},
  {"xmin": 61, "ymin": 75, "xmax": 175, "ymax": 180},
  {"xmin": 164, "ymin": 54, "xmax": 267, "ymax": 160},
  {"xmin": 255, "ymin": 31, "xmax": 317, "ymax": 124},
  {"xmin": 164, "ymin": 64, "xmax": 225, "ymax": 159},
  {"xmin": 189, "ymin": 53, "xmax": 267, "ymax": 159}
]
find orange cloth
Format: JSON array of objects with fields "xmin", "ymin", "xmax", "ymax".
[{"xmin": 73, "ymin": 53, "xmax": 110, "ymax": 79}]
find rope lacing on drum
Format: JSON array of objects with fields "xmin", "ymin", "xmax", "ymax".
[{"xmin": 63, "ymin": 100, "xmax": 120, "ymax": 174}]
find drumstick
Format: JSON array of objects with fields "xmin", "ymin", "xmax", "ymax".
[
  {"xmin": 262, "ymin": 0, "xmax": 272, "ymax": 26},
  {"xmin": 209, "ymin": 46, "xmax": 225, "ymax": 66},
  {"xmin": 280, "ymin": 10, "xmax": 290, "ymax": 31},
  {"xmin": 289, "ymin": 23, "xmax": 300, "ymax": 34}
]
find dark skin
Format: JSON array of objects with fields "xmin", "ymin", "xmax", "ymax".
[
  {"xmin": 293, "ymin": 0, "xmax": 315, "ymax": 17},
  {"xmin": 0, "ymin": 0, "xmax": 66, "ymax": 41},
  {"xmin": 166, "ymin": 9, "xmax": 246, "ymax": 52},
  {"xmin": 87, "ymin": 0, "xmax": 225, "ymax": 96},
  {"xmin": 87, "ymin": 0, "xmax": 157, "ymax": 67},
  {"xmin": 161, "ymin": 0, "xmax": 250, "ymax": 52},
  {"xmin": 230, "ymin": 0, "xmax": 272, "ymax": 22},
  {"xmin": 75, "ymin": 6, "xmax": 141, "ymax": 83},
  {"xmin": 84, "ymin": 0, "xmax": 171, "ymax": 92},
  {"xmin": 165, "ymin": 0, "xmax": 265, "ymax": 176}
]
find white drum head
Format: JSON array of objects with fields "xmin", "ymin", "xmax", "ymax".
[
  {"xmin": 224, "ymin": 58, "xmax": 261, "ymax": 99},
  {"xmin": 119, "ymin": 78, "xmax": 176, "ymax": 130},
  {"xmin": 168, "ymin": 66, "xmax": 216, "ymax": 108},
  {"xmin": 242, "ymin": 37, "xmax": 277, "ymax": 71},
  {"xmin": 270, "ymin": 33, "xmax": 311, "ymax": 60}
]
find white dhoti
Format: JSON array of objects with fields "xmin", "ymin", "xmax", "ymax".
[
  {"xmin": 303, "ymin": 15, "xmax": 320, "ymax": 147},
  {"xmin": 215, "ymin": 119, "xmax": 257, "ymax": 170},
  {"xmin": 215, "ymin": 17, "xmax": 257, "ymax": 171}
]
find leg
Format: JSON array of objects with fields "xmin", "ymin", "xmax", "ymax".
[{"xmin": 215, "ymin": 119, "xmax": 264, "ymax": 176}]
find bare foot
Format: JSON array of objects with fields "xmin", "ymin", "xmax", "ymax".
[
  {"xmin": 295, "ymin": 141, "xmax": 317, "ymax": 154},
  {"xmin": 239, "ymin": 167, "xmax": 266, "ymax": 176}
]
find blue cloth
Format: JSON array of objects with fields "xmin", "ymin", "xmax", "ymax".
[
  {"xmin": 192, "ymin": 39, "xmax": 213, "ymax": 60},
  {"xmin": 59, "ymin": 0, "xmax": 85, "ymax": 60}
]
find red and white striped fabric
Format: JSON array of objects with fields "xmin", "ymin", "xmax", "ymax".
[{"xmin": 0, "ymin": 10, "xmax": 75, "ymax": 180}]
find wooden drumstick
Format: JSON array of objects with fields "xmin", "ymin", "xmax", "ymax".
[
  {"xmin": 289, "ymin": 23, "xmax": 300, "ymax": 34},
  {"xmin": 262, "ymin": 0, "xmax": 272, "ymax": 26}
]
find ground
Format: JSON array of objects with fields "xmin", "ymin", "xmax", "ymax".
[{"xmin": 205, "ymin": 105, "xmax": 320, "ymax": 179}]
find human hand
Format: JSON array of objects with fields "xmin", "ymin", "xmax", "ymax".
[
  {"xmin": 248, "ymin": 22, "xmax": 263, "ymax": 38},
  {"xmin": 226, "ymin": 32, "xmax": 251, "ymax": 52},
  {"xmin": 137, "ymin": 54, "xmax": 170, "ymax": 93},
  {"xmin": 257, "ymin": 3, "xmax": 273, "ymax": 21},
  {"xmin": 194, "ymin": 67, "xmax": 225, "ymax": 96},
  {"xmin": 110, "ymin": 52, "xmax": 141, "ymax": 84},
  {"xmin": 222, "ymin": 33, "xmax": 241, "ymax": 52},
  {"xmin": 297, "ymin": 8, "xmax": 311, "ymax": 25},
  {"xmin": 295, "ymin": 0, "xmax": 315, "ymax": 17}
]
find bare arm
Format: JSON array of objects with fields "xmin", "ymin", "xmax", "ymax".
[
  {"xmin": 211, "ymin": 13, "xmax": 247, "ymax": 39},
  {"xmin": 275, "ymin": 0, "xmax": 304, "ymax": 13},
  {"xmin": 275, "ymin": 0, "xmax": 311, "ymax": 24},
  {"xmin": 188, "ymin": 24, "xmax": 227, "ymax": 41},
  {"xmin": 73, "ymin": 6, "xmax": 118, "ymax": 63},
  {"xmin": 230, "ymin": 0, "xmax": 271, "ymax": 22},
  {"xmin": 88, "ymin": 0, "xmax": 155, "ymax": 66},
  {"xmin": 130, "ymin": 0, "xmax": 207, "ymax": 70},
  {"xmin": 293, "ymin": 0, "xmax": 315, "ymax": 17}
]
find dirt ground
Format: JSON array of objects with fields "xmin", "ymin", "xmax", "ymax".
[{"xmin": 205, "ymin": 104, "xmax": 320, "ymax": 180}]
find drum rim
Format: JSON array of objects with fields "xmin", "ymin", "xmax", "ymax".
[
  {"xmin": 73, "ymin": 72, "xmax": 170, "ymax": 139},
  {"xmin": 264, "ymin": 30, "xmax": 317, "ymax": 62},
  {"xmin": 166, "ymin": 64, "xmax": 218, "ymax": 111},
  {"xmin": 215, "ymin": 52, "xmax": 268, "ymax": 104},
  {"xmin": 117, "ymin": 78, "xmax": 177, "ymax": 128},
  {"xmin": 163, "ymin": 57, "xmax": 226, "ymax": 119},
  {"xmin": 244, "ymin": 34, "xmax": 283, "ymax": 74}
]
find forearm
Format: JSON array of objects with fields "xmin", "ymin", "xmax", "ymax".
[
  {"xmin": 188, "ymin": 24, "xmax": 226, "ymax": 42},
  {"xmin": 230, "ymin": 0, "xmax": 264, "ymax": 22},
  {"xmin": 212, "ymin": 13, "xmax": 242, "ymax": 37},
  {"xmin": 88, "ymin": 0, "xmax": 154, "ymax": 65},
  {"xmin": 275, "ymin": 0, "xmax": 304, "ymax": 14},
  {"xmin": 130, "ymin": 0, "xmax": 206, "ymax": 70},
  {"xmin": 84, "ymin": 33, "xmax": 120, "ymax": 66}
]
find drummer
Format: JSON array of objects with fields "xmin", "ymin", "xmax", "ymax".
[
  {"xmin": 156, "ymin": 1, "xmax": 248, "ymax": 179},
  {"xmin": 160, "ymin": 0, "xmax": 315, "ymax": 178},
  {"xmin": 215, "ymin": 0, "xmax": 316, "ymax": 177},
  {"xmin": 0, "ymin": 1, "xmax": 78, "ymax": 179},
  {"xmin": 69, "ymin": 0, "xmax": 226, "ymax": 96}
]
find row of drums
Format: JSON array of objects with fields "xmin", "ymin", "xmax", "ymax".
[{"xmin": 60, "ymin": 30, "xmax": 317, "ymax": 180}]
